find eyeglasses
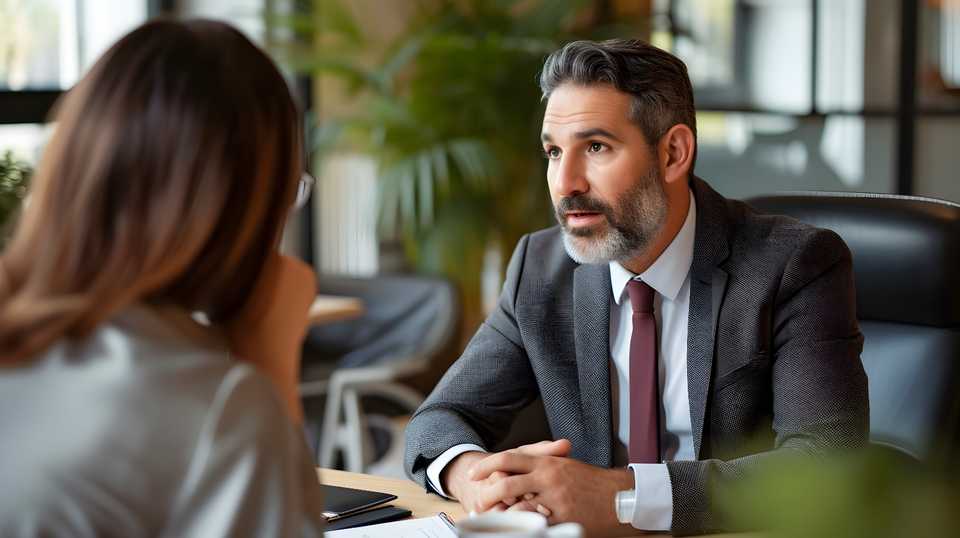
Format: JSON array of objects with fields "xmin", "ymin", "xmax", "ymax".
[{"xmin": 295, "ymin": 172, "xmax": 315, "ymax": 210}]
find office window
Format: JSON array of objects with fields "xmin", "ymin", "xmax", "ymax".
[
  {"xmin": 915, "ymin": 1, "xmax": 960, "ymax": 202},
  {"xmin": 916, "ymin": 117, "xmax": 960, "ymax": 202},
  {"xmin": 644, "ymin": 0, "xmax": 959, "ymax": 202},
  {"xmin": 178, "ymin": 0, "xmax": 266, "ymax": 43},
  {"xmin": 0, "ymin": 0, "xmax": 149, "ymax": 159},
  {"xmin": 0, "ymin": 0, "xmax": 65, "ymax": 89},
  {"xmin": 0, "ymin": 123, "xmax": 53, "ymax": 164},
  {"xmin": 696, "ymin": 112, "xmax": 896, "ymax": 199},
  {"xmin": 0, "ymin": 0, "xmax": 147, "ymax": 91},
  {"xmin": 919, "ymin": 0, "xmax": 960, "ymax": 106}
]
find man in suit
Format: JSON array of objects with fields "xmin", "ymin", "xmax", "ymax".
[{"xmin": 404, "ymin": 39, "xmax": 868, "ymax": 536}]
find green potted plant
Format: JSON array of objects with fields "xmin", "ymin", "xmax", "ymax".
[
  {"xmin": 0, "ymin": 150, "xmax": 32, "ymax": 246},
  {"xmin": 266, "ymin": 0, "xmax": 633, "ymax": 326},
  {"xmin": 716, "ymin": 448, "xmax": 960, "ymax": 538}
]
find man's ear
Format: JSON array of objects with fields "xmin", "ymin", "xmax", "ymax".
[{"xmin": 657, "ymin": 124, "xmax": 695, "ymax": 185}]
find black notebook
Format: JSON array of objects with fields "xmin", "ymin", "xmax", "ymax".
[
  {"xmin": 323, "ymin": 505, "xmax": 413, "ymax": 531},
  {"xmin": 321, "ymin": 484, "xmax": 398, "ymax": 521}
]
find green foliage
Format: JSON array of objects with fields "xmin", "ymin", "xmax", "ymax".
[
  {"xmin": 0, "ymin": 150, "xmax": 31, "ymax": 244},
  {"xmin": 717, "ymin": 448, "xmax": 960, "ymax": 538},
  {"xmin": 268, "ymin": 0, "xmax": 597, "ymax": 296}
]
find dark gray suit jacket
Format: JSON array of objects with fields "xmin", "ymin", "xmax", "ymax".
[{"xmin": 404, "ymin": 177, "xmax": 869, "ymax": 534}]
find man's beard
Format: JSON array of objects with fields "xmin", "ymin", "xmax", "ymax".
[{"xmin": 555, "ymin": 168, "xmax": 668, "ymax": 265}]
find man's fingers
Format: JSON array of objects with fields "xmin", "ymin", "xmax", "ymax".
[
  {"xmin": 478, "ymin": 469, "xmax": 519, "ymax": 508},
  {"xmin": 506, "ymin": 500, "xmax": 538, "ymax": 512},
  {"xmin": 474, "ymin": 473, "xmax": 538, "ymax": 512},
  {"xmin": 469, "ymin": 451, "xmax": 537, "ymax": 481},
  {"xmin": 488, "ymin": 470, "xmax": 512, "ymax": 505},
  {"xmin": 515, "ymin": 439, "xmax": 572, "ymax": 458}
]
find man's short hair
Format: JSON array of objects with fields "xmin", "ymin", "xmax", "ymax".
[{"xmin": 539, "ymin": 39, "xmax": 697, "ymax": 154}]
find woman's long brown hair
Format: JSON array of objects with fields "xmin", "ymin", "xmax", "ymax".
[{"xmin": 0, "ymin": 19, "xmax": 302, "ymax": 363}]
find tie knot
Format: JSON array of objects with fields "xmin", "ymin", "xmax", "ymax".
[{"xmin": 626, "ymin": 279, "xmax": 654, "ymax": 314}]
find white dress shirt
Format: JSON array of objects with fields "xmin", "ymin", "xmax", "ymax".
[{"xmin": 427, "ymin": 193, "xmax": 697, "ymax": 531}]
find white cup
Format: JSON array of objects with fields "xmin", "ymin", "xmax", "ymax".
[{"xmin": 456, "ymin": 512, "xmax": 583, "ymax": 538}]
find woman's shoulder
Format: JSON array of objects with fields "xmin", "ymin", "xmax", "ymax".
[
  {"xmin": 100, "ymin": 304, "xmax": 286, "ymax": 426},
  {"xmin": 0, "ymin": 303, "xmax": 286, "ymax": 471},
  {"xmin": 0, "ymin": 306, "xmax": 310, "ymax": 536}
]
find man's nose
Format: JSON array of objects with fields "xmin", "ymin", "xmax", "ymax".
[{"xmin": 550, "ymin": 153, "xmax": 589, "ymax": 198}]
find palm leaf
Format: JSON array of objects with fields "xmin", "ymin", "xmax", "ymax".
[{"xmin": 276, "ymin": 0, "xmax": 596, "ymax": 286}]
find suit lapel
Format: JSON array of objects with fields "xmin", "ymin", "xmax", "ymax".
[
  {"xmin": 572, "ymin": 262, "xmax": 613, "ymax": 467},
  {"xmin": 687, "ymin": 177, "xmax": 731, "ymax": 458}
]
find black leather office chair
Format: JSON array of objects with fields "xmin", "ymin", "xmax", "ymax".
[{"xmin": 748, "ymin": 192, "xmax": 960, "ymax": 461}]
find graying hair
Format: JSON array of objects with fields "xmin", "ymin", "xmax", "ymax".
[{"xmin": 539, "ymin": 39, "xmax": 697, "ymax": 154}]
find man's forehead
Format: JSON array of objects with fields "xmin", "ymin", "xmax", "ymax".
[
  {"xmin": 541, "ymin": 84, "xmax": 632, "ymax": 135},
  {"xmin": 542, "ymin": 110, "xmax": 612, "ymax": 128},
  {"xmin": 545, "ymin": 83, "xmax": 631, "ymax": 110}
]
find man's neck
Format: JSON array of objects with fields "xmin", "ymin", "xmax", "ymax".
[{"xmin": 620, "ymin": 184, "xmax": 692, "ymax": 275}]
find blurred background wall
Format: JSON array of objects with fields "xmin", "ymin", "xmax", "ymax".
[{"xmin": 3, "ymin": 0, "xmax": 958, "ymax": 313}]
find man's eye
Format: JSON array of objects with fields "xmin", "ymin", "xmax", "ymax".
[
  {"xmin": 544, "ymin": 147, "xmax": 561, "ymax": 159},
  {"xmin": 588, "ymin": 142, "xmax": 605, "ymax": 153}
]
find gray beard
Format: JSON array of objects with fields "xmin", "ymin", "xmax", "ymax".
[
  {"xmin": 561, "ymin": 229, "xmax": 633, "ymax": 265},
  {"xmin": 558, "ymin": 169, "xmax": 668, "ymax": 265}
]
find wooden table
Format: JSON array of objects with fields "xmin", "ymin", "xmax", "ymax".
[
  {"xmin": 309, "ymin": 295, "xmax": 364, "ymax": 325},
  {"xmin": 316, "ymin": 468, "xmax": 748, "ymax": 537}
]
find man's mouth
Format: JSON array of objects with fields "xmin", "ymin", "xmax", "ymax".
[{"xmin": 564, "ymin": 211, "xmax": 604, "ymax": 227}]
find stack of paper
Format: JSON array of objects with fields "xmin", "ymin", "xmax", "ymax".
[{"xmin": 324, "ymin": 513, "xmax": 458, "ymax": 538}]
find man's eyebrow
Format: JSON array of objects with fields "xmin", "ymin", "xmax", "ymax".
[
  {"xmin": 574, "ymin": 128, "xmax": 623, "ymax": 143},
  {"xmin": 540, "ymin": 128, "xmax": 624, "ymax": 144}
]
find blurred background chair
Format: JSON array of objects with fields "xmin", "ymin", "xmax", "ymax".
[
  {"xmin": 748, "ymin": 192, "xmax": 960, "ymax": 461},
  {"xmin": 300, "ymin": 274, "xmax": 460, "ymax": 473}
]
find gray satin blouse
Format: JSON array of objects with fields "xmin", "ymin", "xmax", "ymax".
[{"xmin": 0, "ymin": 305, "xmax": 324, "ymax": 537}]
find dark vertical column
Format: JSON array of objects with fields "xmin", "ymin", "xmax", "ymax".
[
  {"xmin": 147, "ymin": 0, "xmax": 178, "ymax": 18},
  {"xmin": 896, "ymin": 0, "xmax": 919, "ymax": 195},
  {"xmin": 298, "ymin": 75, "xmax": 316, "ymax": 267},
  {"xmin": 295, "ymin": 0, "xmax": 316, "ymax": 266},
  {"xmin": 810, "ymin": 0, "xmax": 819, "ymax": 114}
]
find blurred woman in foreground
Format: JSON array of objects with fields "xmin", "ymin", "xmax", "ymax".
[{"xmin": 0, "ymin": 19, "xmax": 323, "ymax": 536}]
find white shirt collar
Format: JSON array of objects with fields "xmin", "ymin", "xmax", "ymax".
[{"xmin": 610, "ymin": 190, "xmax": 696, "ymax": 305}]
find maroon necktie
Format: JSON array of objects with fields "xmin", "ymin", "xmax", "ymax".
[{"xmin": 627, "ymin": 279, "xmax": 660, "ymax": 464}]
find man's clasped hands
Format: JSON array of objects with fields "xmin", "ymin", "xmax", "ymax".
[{"xmin": 441, "ymin": 440, "xmax": 637, "ymax": 537}]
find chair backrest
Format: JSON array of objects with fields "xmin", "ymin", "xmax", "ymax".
[
  {"xmin": 747, "ymin": 192, "xmax": 960, "ymax": 460},
  {"xmin": 303, "ymin": 274, "xmax": 460, "ymax": 371}
]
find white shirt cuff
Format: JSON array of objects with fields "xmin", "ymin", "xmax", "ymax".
[
  {"xmin": 626, "ymin": 463, "xmax": 673, "ymax": 531},
  {"xmin": 425, "ymin": 444, "xmax": 487, "ymax": 499}
]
